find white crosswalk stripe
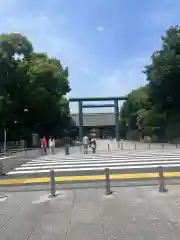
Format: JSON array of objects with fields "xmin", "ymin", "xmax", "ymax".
[{"xmin": 7, "ymin": 148, "xmax": 180, "ymax": 176}]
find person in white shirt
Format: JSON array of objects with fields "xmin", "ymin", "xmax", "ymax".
[
  {"xmin": 49, "ymin": 137, "xmax": 55, "ymax": 154},
  {"xmin": 83, "ymin": 135, "xmax": 89, "ymax": 154}
]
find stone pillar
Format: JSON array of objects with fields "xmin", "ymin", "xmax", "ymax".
[
  {"xmin": 32, "ymin": 133, "xmax": 39, "ymax": 147},
  {"xmin": 20, "ymin": 139, "xmax": 26, "ymax": 149},
  {"xmin": 114, "ymin": 100, "xmax": 119, "ymax": 141},
  {"xmin": 78, "ymin": 100, "xmax": 83, "ymax": 142}
]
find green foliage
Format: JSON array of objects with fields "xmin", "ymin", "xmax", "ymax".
[
  {"xmin": 144, "ymin": 26, "xmax": 180, "ymax": 113},
  {"xmin": 120, "ymin": 25, "xmax": 180, "ymax": 141},
  {"xmin": 119, "ymin": 85, "xmax": 151, "ymax": 136},
  {"xmin": 119, "ymin": 85, "xmax": 165, "ymax": 139},
  {"xmin": 0, "ymin": 33, "xmax": 72, "ymax": 140},
  {"xmin": 0, "ymin": 33, "xmax": 33, "ymax": 58}
]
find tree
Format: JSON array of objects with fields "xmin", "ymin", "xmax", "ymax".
[
  {"xmin": 23, "ymin": 53, "xmax": 71, "ymax": 135},
  {"xmin": 0, "ymin": 33, "xmax": 72, "ymax": 141},
  {"xmin": 143, "ymin": 25, "xmax": 180, "ymax": 140},
  {"xmin": 119, "ymin": 85, "xmax": 150, "ymax": 131},
  {"xmin": 144, "ymin": 26, "xmax": 180, "ymax": 113},
  {"xmin": 119, "ymin": 84, "xmax": 165, "ymax": 139},
  {"xmin": 138, "ymin": 109, "xmax": 165, "ymax": 137},
  {"xmin": 120, "ymin": 26, "xmax": 180, "ymax": 141},
  {"xmin": 0, "ymin": 33, "xmax": 34, "ymax": 139}
]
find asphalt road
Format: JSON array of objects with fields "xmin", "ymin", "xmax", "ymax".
[
  {"xmin": 2, "ymin": 140, "xmax": 180, "ymax": 179},
  {"xmin": 4, "ymin": 166, "xmax": 180, "ymax": 179}
]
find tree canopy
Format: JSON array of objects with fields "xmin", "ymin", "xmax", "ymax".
[
  {"xmin": 144, "ymin": 26, "xmax": 180, "ymax": 113},
  {"xmin": 0, "ymin": 33, "xmax": 72, "ymax": 141},
  {"xmin": 120, "ymin": 26, "xmax": 180, "ymax": 141}
]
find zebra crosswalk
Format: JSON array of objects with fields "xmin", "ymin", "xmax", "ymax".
[{"xmin": 6, "ymin": 148, "xmax": 180, "ymax": 177}]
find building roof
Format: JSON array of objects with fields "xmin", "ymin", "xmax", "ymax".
[{"xmin": 71, "ymin": 112, "xmax": 116, "ymax": 126}]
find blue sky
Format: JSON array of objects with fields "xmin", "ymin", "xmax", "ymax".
[{"xmin": 0, "ymin": 0, "xmax": 180, "ymax": 112}]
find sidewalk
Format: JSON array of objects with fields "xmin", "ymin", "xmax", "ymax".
[{"xmin": 0, "ymin": 185, "xmax": 180, "ymax": 239}]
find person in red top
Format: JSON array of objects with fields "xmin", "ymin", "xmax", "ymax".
[{"xmin": 41, "ymin": 136, "xmax": 47, "ymax": 155}]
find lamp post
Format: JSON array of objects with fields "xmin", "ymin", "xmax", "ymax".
[{"xmin": 3, "ymin": 108, "xmax": 28, "ymax": 152}]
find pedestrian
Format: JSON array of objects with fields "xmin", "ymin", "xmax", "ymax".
[
  {"xmin": 88, "ymin": 135, "xmax": 92, "ymax": 147},
  {"xmin": 41, "ymin": 136, "xmax": 47, "ymax": 155},
  {"xmin": 83, "ymin": 135, "xmax": 89, "ymax": 154},
  {"xmin": 91, "ymin": 138, "xmax": 96, "ymax": 154},
  {"xmin": 49, "ymin": 136, "xmax": 55, "ymax": 154}
]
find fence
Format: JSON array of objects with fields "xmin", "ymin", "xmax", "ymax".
[
  {"xmin": 103, "ymin": 141, "xmax": 180, "ymax": 151},
  {"xmin": 0, "ymin": 140, "xmax": 23, "ymax": 152}
]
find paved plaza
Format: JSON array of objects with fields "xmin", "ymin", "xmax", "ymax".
[{"xmin": 0, "ymin": 185, "xmax": 180, "ymax": 239}]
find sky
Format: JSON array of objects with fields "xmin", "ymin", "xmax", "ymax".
[{"xmin": 0, "ymin": 0, "xmax": 180, "ymax": 113}]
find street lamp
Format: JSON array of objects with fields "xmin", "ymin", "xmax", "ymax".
[{"xmin": 3, "ymin": 108, "xmax": 28, "ymax": 152}]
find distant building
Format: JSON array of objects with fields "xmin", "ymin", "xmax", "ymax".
[{"xmin": 71, "ymin": 112, "xmax": 118, "ymax": 138}]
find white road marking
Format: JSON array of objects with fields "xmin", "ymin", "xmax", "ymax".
[{"xmin": 6, "ymin": 148, "xmax": 180, "ymax": 175}]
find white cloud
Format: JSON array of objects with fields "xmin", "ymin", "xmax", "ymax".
[
  {"xmin": 70, "ymin": 56, "xmax": 151, "ymax": 113},
  {"xmin": 37, "ymin": 16, "xmax": 50, "ymax": 23},
  {"xmin": 0, "ymin": 0, "xmax": 160, "ymax": 116},
  {"xmin": 0, "ymin": 11, "xmax": 91, "ymax": 71},
  {"xmin": 148, "ymin": 1, "xmax": 180, "ymax": 29},
  {"xmin": 0, "ymin": 0, "xmax": 15, "ymax": 7},
  {"xmin": 95, "ymin": 26, "xmax": 104, "ymax": 33},
  {"xmin": 101, "ymin": 56, "xmax": 150, "ymax": 97},
  {"xmin": 0, "ymin": 4, "xmax": 94, "ymax": 113},
  {"xmin": 151, "ymin": 11, "xmax": 172, "ymax": 27},
  {"xmin": 79, "ymin": 67, "xmax": 89, "ymax": 75},
  {"xmin": 2, "ymin": 14, "xmax": 67, "ymax": 33},
  {"xmin": 149, "ymin": 10, "xmax": 177, "ymax": 29}
]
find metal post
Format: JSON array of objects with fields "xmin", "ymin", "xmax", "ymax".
[
  {"xmin": 65, "ymin": 144, "xmax": 69, "ymax": 155},
  {"xmin": 25, "ymin": 149, "xmax": 28, "ymax": 157},
  {"xmin": 108, "ymin": 143, "xmax": 109, "ymax": 150},
  {"xmin": 117, "ymin": 141, "xmax": 120, "ymax": 148},
  {"xmin": 105, "ymin": 168, "xmax": 112, "ymax": 195},
  {"xmin": 78, "ymin": 100, "xmax": 83, "ymax": 143},
  {"xmin": 0, "ymin": 160, "xmax": 3, "ymax": 175},
  {"xmin": 148, "ymin": 143, "xmax": 150, "ymax": 149},
  {"xmin": 114, "ymin": 100, "xmax": 119, "ymax": 142},
  {"xmin": 162, "ymin": 143, "xmax": 164, "ymax": 149},
  {"xmin": 120, "ymin": 142, "xmax": 123, "ymax": 150},
  {"xmin": 4, "ymin": 128, "xmax": 6, "ymax": 152},
  {"xmin": 134, "ymin": 143, "xmax": 136, "ymax": 149},
  {"xmin": 158, "ymin": 166, "xmax": 167, "ymax": 193},
  {"xmin": 49, "ymin": 170, "xmax": 56, "ymax": 197}
]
